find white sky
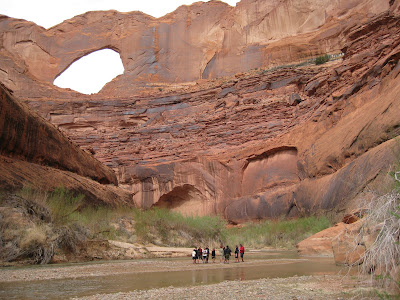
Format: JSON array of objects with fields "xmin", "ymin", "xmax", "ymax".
[{"xmin": 2, "ymin": 0, "xmax": 239, "ymax": 94}]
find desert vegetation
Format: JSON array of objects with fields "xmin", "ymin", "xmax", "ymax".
[
  {"xmin": 0, "ymin": 186, "xmax": 331, "ymax": 265},
  {"xmin": 0, "ymin": 187, "xmax": 87, "ymax": 264},
  {"xmin": 225, "ymin": 216, "xmax": 330, "ymax": 249},
  {"xmin": 128, "ymin": 208, "xmax": 330, "ymax": 249},
  {"xmin": 358, "ymin": 176, "xmax": 400, "ymax": 296},
  {"xmin": 315, "ymin": 54, "xmax": 330, "ymax": 65}
]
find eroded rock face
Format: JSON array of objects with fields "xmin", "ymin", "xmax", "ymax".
[
  {"xmin": 154, "ymin": 184, "xmax": 209, "ymax": 216},
  {"xmin": 0, "ymin": 83, "xmax": 116, "ymax": 185},
  {"xmin": 0, "ymin": 0, "xmax": 390, "ymax": 98},
  {"xmin": 296, "ymin": 223, "xmax": 346, "ymax": 257},
  {"xmin": 0, "ymin": 83, "xmax": 131, "ymax": 206},
  {"xmin": 0, "ymin": 155, "xmax": 131, "ymax": 206},
  {"xmin": 331, "ymin": 223, "xmax": 365, "ymax": 266},
  {"xmin": 242, "ymin": 148, "xmax": 299, "ymax": 196},
  {"xmin": 1, "ymin": 1, "xmax": 400, "ymax": 221},
  {"xmin": 297, "ymin": 220, "xmax": 366, "ymax": 265}
]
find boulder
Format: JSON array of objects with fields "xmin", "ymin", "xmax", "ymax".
[
  {"xmin": 288, "ymin": 93, "xmax": 302, "ymax": 106},
  {"xmin": 331, "ymin": 221, "xmax": 365, "ymax": 265},
  {"xmin": 297, "ymin": 220, "xmax": 377, "ymax": 266},
  {"xmin": 297, "ymin": 223, "xmax": 346, "ymax": 257}
]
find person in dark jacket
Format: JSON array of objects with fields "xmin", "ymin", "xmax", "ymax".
[
  {"xmin": 211, "ymin": 248, "xmax": 216, "ymax": 263},
  {"xmin": 224, "ymin": 245, "xmax": 232, "ymax": 263},
  {"xmin": 234, "ymin": 245, "xmax": 239, "ymax": 263}
]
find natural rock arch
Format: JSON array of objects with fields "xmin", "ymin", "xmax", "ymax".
[{"xmin": 53, "ymin": 48, "xmax": 124, "ymax": 94}]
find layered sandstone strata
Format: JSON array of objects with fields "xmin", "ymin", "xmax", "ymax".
[
  {"xmin": 0, "ymin": 83, "xmax": 116, "ymax": 185},
  {"xmin": 0, "ymin": 83, "xmax": 131, "ymax": 205},
  {"xmin": 1, "ymin": 1, "xmax": 400, "ymax": 221},
  {"xmin": 0, "ymin": 0, "xmax": 390, "ymax": 98}
]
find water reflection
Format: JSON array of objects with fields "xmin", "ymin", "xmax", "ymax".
[
  {"xmin": 0, "ymin": 251, "xmax": 351, "ymax": 300},
  {"xmin": 189, "ymin": 266, "xmax": 246, "ymax": 286}
]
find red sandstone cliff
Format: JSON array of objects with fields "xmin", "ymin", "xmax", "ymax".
[
  {"xmin": 0, "ymin": 83, "xmax": 131, "ymax": 205},
  {"xmin": 1, "ymin": 0, "xmax": 400, "ymax": 222},
  {"xmin": 0, "ymin": 0, "xmax": 390, "ymax": 97},
  {"xmin": 0, "ymin": 84, "xmax": 117, "ymax": 185}
]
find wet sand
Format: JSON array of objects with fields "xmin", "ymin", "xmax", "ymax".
[
  {"xmin": 0, "ymin": 257, "xmax": 304, "ymax": 282},
  {"xmin": 74, "ymin": 275, "xmax": 377, "ymax": 300},
  {"xmin": 0, "ymin": 252, "xmax": 379, "ymax": 299}
]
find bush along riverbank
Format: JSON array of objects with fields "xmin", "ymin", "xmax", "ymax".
[
  {"xmin": 358, "ymin": 187, "xmax": 400, "ymax": 296},
  {"xmin": 0, "ymin": 187, "xmax": 331, "ymax": 265}
]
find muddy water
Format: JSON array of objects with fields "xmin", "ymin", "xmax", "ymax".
[{"xmin": 0, "ymin": 251, "xmax": 352, "ymax": 299}]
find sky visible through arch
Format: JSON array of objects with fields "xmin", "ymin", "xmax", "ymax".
[{"xmin": 2, "ymin": 0, "xmax": 240, "ymax": 94}]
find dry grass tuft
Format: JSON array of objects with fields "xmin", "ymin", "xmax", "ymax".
[
  {"xmin": 20, "ymin": 225, "xmax": 47, "ymax": 249},
  {"xmin": 0, "ymin": 188, "xmax": 87, "ymax": 264}
]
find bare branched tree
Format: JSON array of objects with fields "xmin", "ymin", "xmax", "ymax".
[{"xmin": 359, "ymin": 190, "xmax": 400, "ymax": 291}]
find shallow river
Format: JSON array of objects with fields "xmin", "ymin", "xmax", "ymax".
[{"xmin": 0, "ymin": 250, "xmax": 352, "ymax": 299}]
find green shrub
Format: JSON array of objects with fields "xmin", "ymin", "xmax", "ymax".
[
  {"xmin": 46, "ymin": 187, "xmax": 84, "ymax": 225},
  {"xmin": 129, "ymin": 208, "xmax": 330, "ymax": 249},
  {"xmin": 17, "ymin": 186, "xmax": 84, "ymax": 225},
  {"xmin": 2, "ymin": 188, "xmax": 87, "ymax": 263},
  {"xmin": 10, "ymin": 187, "xmax": 332, "ymax": 260},
  {"xmin": 225, "ymin": 216, "xmax": 331, "ymax": 249},
  {"xmin": 131, "ymin": 208, "xmax": 226, "ymax": 246},
  {"xmin": 315, "ymin": 54, "xmax": 330, "ymax": 65}
]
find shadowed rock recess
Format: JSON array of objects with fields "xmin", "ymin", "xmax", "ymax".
[
  {"xmin": 1, "ymin": 0, "xmax": 400, "ymax": 222},
  {"xmin": 0, "ymin": 83, "xmax": 131, "ymax": 205}
]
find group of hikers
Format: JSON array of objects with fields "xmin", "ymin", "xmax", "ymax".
[{"xmin": 192, "ymin": 244, "xmax": 245, "ymax": 264}]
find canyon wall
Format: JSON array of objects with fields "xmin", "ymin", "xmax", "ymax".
[
  {"xmin": 0, "ymin": 0, "xmax": 390, "ymax": 98},
  {"xmin": 0, "ymin": 84, "xmax": 116, "ymax": 185},
  {"xmin": 1, "ymin": 0, "xmax": 400, "ymax": 221},
  {"xmin": 0, "ymin": 83, "xmax": 131, "ymax": 205}
]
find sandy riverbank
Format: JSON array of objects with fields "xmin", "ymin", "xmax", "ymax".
[
  {"xmin": 0, "ymin": 256, "xmax": 303, "ymax": 282},
  {"xmin": 74, "ymin": 275, "xmax": 378, "ymax": 299},
  {"xmin": 0, "ymin": 252, "xmax": 381, "ymax": 299}
]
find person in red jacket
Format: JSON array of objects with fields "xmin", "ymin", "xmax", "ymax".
[
  {"xmin": 198, "ymin": 247, "xmax": 203, "ymax": 262},
  {"xmin": 239, "ymin": 244, "xmax": 245, "ymax": 262}
]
